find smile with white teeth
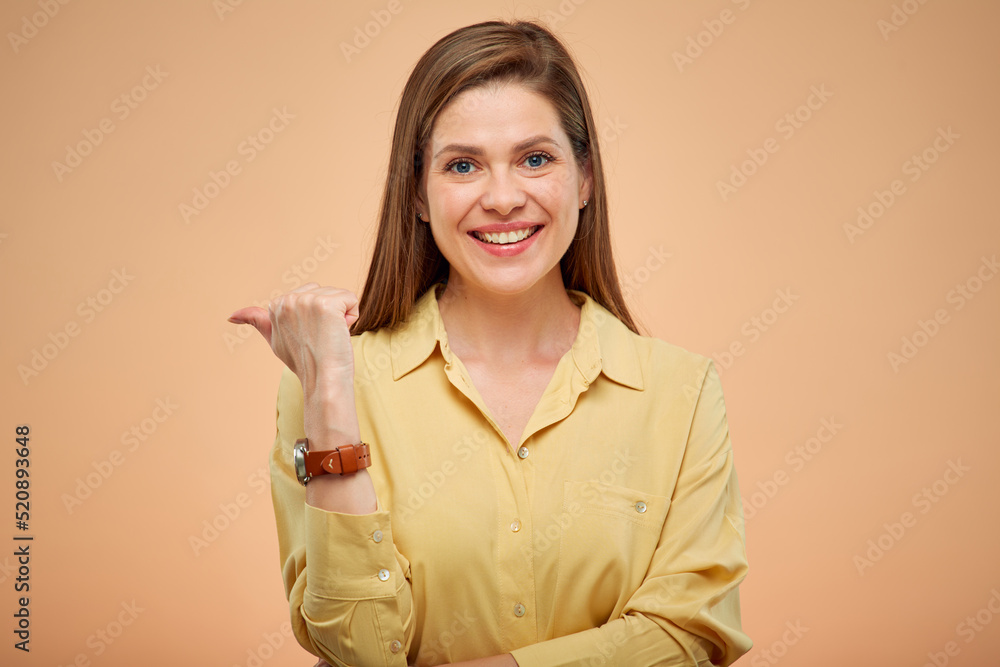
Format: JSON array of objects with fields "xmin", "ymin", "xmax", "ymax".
[{"xmin": 472, "ymin": 226, "xmax": 539, "ymax": 245}]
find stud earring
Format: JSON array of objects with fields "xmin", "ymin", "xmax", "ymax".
[{"xmin": 582, "ymin": 200, "xmax": 588, "ymax": 208}]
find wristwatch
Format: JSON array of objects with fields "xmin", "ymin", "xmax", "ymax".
[{"xmin": 293, "ymin": 437, "xmax": 372, "ymax": 485}]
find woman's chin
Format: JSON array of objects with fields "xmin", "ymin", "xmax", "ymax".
[{"xmin": 446, "ymin": 267, "xmax": 564, "ymax": 300}]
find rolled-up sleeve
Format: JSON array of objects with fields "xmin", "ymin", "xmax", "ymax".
[
  {"xmin": 510, "ymin": 361, "xmax": 752, "ymax": 666},
  {"xmin": 270, "ymin": 366, "xmax": 415, "ymax": 666}
]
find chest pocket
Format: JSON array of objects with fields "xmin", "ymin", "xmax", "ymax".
[{"xmin": 552, "ymin": 480, "xmax": 670, "ymax": 628}]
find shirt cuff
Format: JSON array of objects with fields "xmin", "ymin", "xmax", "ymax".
[{"xmin": 304, "ymin": 500, "xmax": 405, "ymax": 600}]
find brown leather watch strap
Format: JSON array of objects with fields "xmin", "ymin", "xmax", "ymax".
[{"xmin": 298, "ymin": 439, "xmax": 372, "ymax": 477}]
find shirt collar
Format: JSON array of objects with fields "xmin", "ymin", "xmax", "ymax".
[{"xmin": 389, "ymin": 284, "xmax": 644, "ymax": 391}]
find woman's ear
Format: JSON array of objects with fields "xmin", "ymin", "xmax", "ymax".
[
  {"xmin": 415, "ymin": 155, "xmax": 429, "ymax": 221},
  {"xmin": 579, "ymin": 157, "xmax": 594, "ymax": 208},
  {"xmin": 415, "ymin": 192, "xmax": 428, "ymax": 222}
]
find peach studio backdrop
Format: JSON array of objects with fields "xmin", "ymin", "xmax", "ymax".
[{"xmin": 2, "ymin": 1, "xmax": 999, "ymax": 666}]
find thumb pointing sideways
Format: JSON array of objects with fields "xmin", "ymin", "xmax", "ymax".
[{"xmin": 227, "ymin": 306, "xmax": 272, "ymax": 345}]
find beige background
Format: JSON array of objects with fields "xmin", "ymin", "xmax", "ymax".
[{"xmin": 3, "ymin": 1, "xmax": 999, "ymax": 665}]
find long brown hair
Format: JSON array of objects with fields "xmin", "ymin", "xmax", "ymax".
[{"xmin": 351, "ymin": 19, "xmax": 640, "ymax": 335}]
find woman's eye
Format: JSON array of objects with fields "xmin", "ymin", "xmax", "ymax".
[
  {"xmin": 525, "ymin": 153, "xmax": 550, "ymax": 168},
  {"xmin": 449, "ymin": 160, "xmax": 474, "ymax": 174}
]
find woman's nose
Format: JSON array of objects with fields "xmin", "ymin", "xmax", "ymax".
[{"xmin": 480, "ymin": 170, "xmax": 527, "ymax": 216}]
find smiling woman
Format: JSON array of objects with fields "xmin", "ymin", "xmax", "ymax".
[
  {"xmin": 229, "ymin": 19, "xmax": 751, "ymax": 667},
  {"xmin": 417, "ymin": 83, "xmax": 588, "ymax": 307}
]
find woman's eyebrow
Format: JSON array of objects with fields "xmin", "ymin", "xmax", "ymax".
[{"xmin": 433, "ymin": 135, "xmax": 559, "ymax": 160}]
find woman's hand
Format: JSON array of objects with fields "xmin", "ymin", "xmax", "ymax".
[
  {"xmin": 232, "ymin": 283, "xmax": 372, "ymax": 513},
  {"xmin": 228, "ymin": 283, "xmax": 359, "ymax": 396}
]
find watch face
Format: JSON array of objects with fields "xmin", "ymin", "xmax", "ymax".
[{"xmin": 294, "ymin": 441, "xmax": 309, "ymax": 484}]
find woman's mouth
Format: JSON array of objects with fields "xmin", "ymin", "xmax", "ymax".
[{"xmin": 470, "ymin": 225, "xmax": 541, "ymax": 245}]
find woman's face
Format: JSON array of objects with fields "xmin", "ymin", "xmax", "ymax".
[{"xmin": 417, "ymin": 82, "xmax": 592, "ymax": 297}]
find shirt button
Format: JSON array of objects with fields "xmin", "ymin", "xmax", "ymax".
[
  {"xmin": 378, "ymin": 568, "xmax": 390, "ymax": 581},
  {"xmin": 389, "ymin": 639, "xmax": 402, "ymax": 653},
  {"xmin": 372, "ymin": 530, "xmax": 383, "ymax": 543},
  {"xmin": 510, "ymin": 519, "xmax": 521, "ymax": 532},
  {"xmin": 635, "ymin": 501, "xmax": 647, "ymax": 514},
  {"xmin": 517, "ymin": 446, "xmax": 529, "ymax": 459},
  {"xmin": 514, "ymin": 603, "xmax": 526, "ymax": 617}
]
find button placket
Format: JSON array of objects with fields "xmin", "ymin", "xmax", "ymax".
[{"xmin": 495, "ymin": 436, "xmax": 537, "ymax": 647}]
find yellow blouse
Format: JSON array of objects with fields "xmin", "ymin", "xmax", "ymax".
[{"xmin": 270, "ymin": 284, "xmax": 752, "ymax": 666}]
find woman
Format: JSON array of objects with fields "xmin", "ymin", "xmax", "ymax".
[{"xmin": 229, "ymin": 19, "xmax": 751, "ymax": 666}]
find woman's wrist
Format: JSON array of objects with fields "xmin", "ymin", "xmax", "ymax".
[{"xmin": 303, "ymin": 378, "xmax": 361, "ymax": 446}]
